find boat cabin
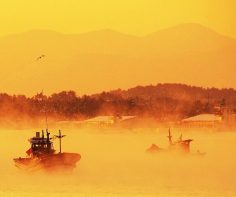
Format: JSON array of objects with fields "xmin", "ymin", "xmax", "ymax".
[{"xmin": 29, "ymin": 131, "xmax": 55, "ymax": 156}]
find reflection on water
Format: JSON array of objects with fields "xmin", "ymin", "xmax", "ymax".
[{"xmin": 1, "ymin": 128, "xmax": 236, "ymax": 196}]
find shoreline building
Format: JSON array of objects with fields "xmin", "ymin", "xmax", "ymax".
[
  {"xmin": 82, "ymin": 115, "xmax": 136, "ymax": 127},
  {"xmin": 181, "ymin": 114, "xmax": 222, "ymax": 128}
]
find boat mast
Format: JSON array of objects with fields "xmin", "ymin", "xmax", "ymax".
[{"xmin": 54, "ymin": 130, "xmax": 66, "ymax": 153}]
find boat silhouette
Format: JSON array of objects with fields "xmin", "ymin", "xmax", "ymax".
[
  {"xmin": 13, "ymin": 130, "xmax": 81, "ymax": 172},
  {"xmin": 146, "ymin": 128, "xmax": 205, "ymax": 156}
]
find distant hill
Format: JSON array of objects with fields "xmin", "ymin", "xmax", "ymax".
[
  {"xmin": 0, "ymin": 23, "xmax": 236, "ymax": 96},
  {"xmin": 107, "ymin": 83, "xmax": 236, "ymax": 104}
]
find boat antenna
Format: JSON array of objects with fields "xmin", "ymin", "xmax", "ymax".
[
  {"xmin": 54, "ymin": 130, "xmax": 66, "ymax": 153},
  {"xmin": 179, "ymin": 134, "xmax": 182, "ymax": 141},
  {"xmin": 41, "ymin": 89, "xmax": 48, "ymax": 131},
  {"xmin": 45, "ymin": 111, "xmax": 48, "ymax": 132},
  {"xmin": 167, "ymin": 128, "xmax": 172, "ymax": 145}
]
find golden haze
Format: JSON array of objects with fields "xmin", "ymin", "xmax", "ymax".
[
  {"xmin": 0, "ymin": 1, "xmax": 236, "ymax": 197},
  {"xmin": 1, "ymin": 128, "xmax": 236, "ymax": 196}
]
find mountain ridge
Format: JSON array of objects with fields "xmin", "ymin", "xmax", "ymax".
[
  {"xmin": 0, "ymin": 23, "xmax": 236, "ymax": 96},
  {"xmin": 1, "ymin": 23, "xmax": 235, "ymax": 40}
]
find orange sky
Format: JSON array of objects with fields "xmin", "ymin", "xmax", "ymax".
[{"xmin": 0, "ymin": 0, "xmax": 235, "ymax": 38}]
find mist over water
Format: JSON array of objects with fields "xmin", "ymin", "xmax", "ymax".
[{"xmin": 1, "ymin": 128, "xmax": 236, "ymax": 197}]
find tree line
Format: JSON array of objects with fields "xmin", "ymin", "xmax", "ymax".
[{"xmin": 0, "ymin": 83, "xmax": 236, "ymax": 125}]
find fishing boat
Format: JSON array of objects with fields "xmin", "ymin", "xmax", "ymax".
[
  {"xmin": 13, "ymin": 130, "xmax": 81, "ymax": 172},
  {"xmin": 146, "ymin": 129, "xmax": 205, "ymax": 156}
]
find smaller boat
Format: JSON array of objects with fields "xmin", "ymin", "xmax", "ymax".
[
  {"xmin": 146, "ymin": 128, "xmax": 205, "ymax": 156},
  {"xmin": 13, "ymin": 130, "xmax": 81, "ymax": 172}
]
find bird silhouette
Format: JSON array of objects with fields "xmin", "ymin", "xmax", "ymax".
[{"xmin": 36, "ymin": 54, "xmax": 46, "ymax": 61}]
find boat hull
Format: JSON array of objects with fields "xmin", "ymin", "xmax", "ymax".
[
  {"xmin": 146, "ymin": 145, "xmax": 206, "ymax": 157},
  {"xmin": 14, "ymin": 153, "xmax": 81, "ymax": 172}
]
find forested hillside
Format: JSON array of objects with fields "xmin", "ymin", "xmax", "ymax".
[{"xmin": 1, "ymin": 83, "xmax": 235, "ymax": 126}]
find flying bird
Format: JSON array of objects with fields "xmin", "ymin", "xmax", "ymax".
[{"xmin": 36, "ymin": 54, "xmax": 46, "ymax": 61}]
